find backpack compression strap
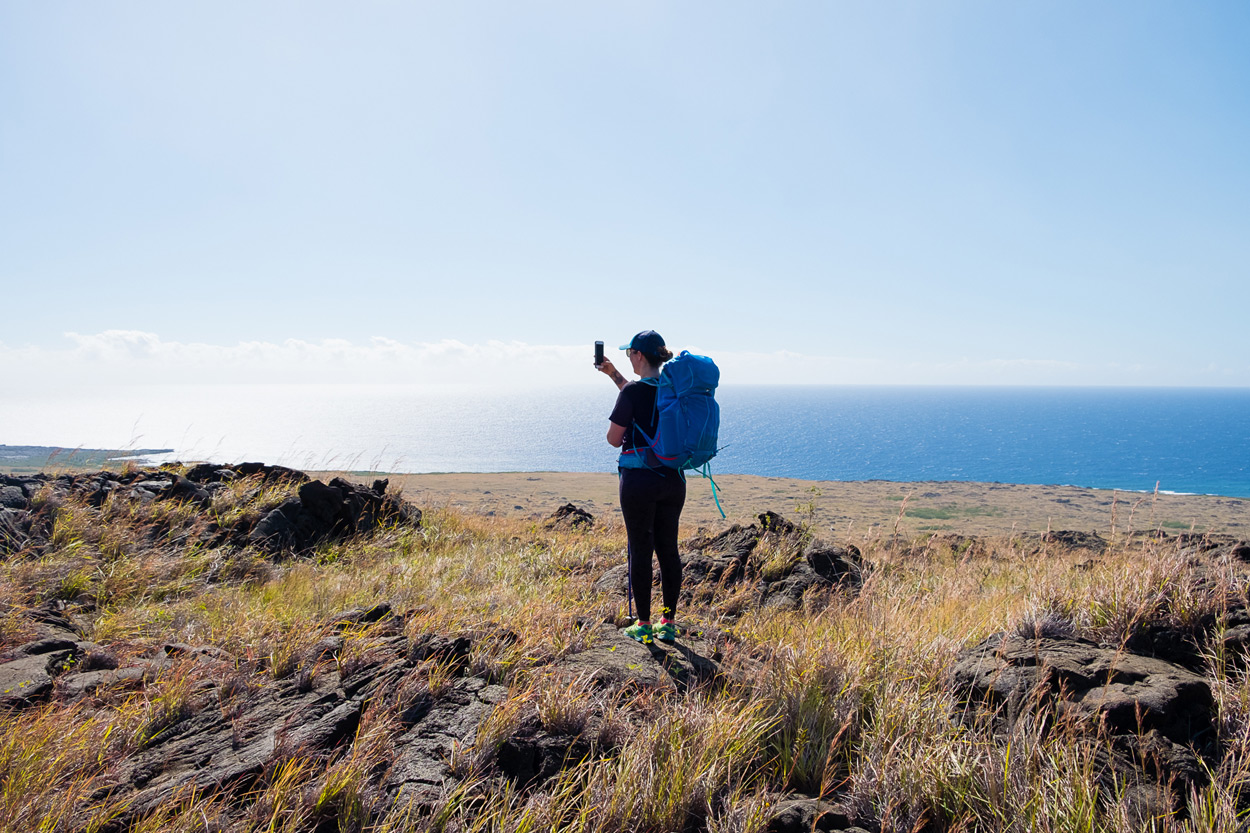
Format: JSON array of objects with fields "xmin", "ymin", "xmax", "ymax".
[{"xmin": 679, "ymin": 462, "xmax": 726, "ymax": 519}]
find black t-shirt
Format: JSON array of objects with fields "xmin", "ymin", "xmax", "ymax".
[{"xmin": 609, "ymin": 380, "xmax": 659, "ymax": 453}]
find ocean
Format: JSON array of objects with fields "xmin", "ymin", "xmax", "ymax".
[{"xmin": 3, "ymin": 385, "xmax": 1248, "ymax": 498}]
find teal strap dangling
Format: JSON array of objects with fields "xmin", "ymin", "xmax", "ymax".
[{"xmin": 701, "ymin": 463, "xmax": 726, "ymax": 519}]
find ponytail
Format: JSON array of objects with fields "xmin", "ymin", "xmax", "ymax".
[{"xmin": 644, "ymin": 346, "xmax": 674, "ymax": 366}]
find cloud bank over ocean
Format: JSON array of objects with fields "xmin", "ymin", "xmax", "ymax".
[{"xmin": 2, "ymin": 331, "xmax": 1242, "ymax": 389}]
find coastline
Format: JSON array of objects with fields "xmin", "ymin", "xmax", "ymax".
[
  {"xmin": 6, "ymin": 442, "xmax": 1246, "ymax": 537},
  {"xmin": 323, "ymin": 471, "xmax": 1250, "ymax": 539}
]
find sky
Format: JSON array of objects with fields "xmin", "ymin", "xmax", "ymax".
[{"xmin": 2, "ymin": 1, "xmax": 1249, "ymax": 390}]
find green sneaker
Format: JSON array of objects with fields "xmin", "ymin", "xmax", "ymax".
[
  {"xmin": 622, "ymin": 622, "xmax": 653, "ymax": 644},
  {"xmin": 654, "ymin": 621, "xmax": 678, "ymax": 643}
]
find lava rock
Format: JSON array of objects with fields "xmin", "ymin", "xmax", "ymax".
[
  {"xmin": 0, "ymin": 508, "xmax": 32, "ymax": 553},
  {"xmin": 951, "ymin": 631, "xmax": 1214, "ymax": 804},
  {"xmin": 764, "ymin": 797, "xmax": 858, "ymax": 833},
  {"xmin": 545, "ymin": 503, "xmax": 595, "ymax": 530},
  {"xmin": 1042, "ymin": 530, "xmax": 1108, "ymax": 552},
  {"xmin": 496, "ymin": 715, "xmax": 593, "ymax": 787},
  {"xmin": 247, "ymin": 476, "xmax": 419, "ymax": 553},
  {"xmin": 0, "ymin": 485, "xmax": 27, "ymax": 510}
]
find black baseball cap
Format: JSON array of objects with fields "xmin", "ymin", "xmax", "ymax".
[{"xmin": 620, "ymin": 330, "xmax": 665, "ymax": 354}]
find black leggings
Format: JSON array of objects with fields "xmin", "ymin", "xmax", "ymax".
[{"xmin": 618, "ymin": 467, "xmax": 686, "ymax": 622}]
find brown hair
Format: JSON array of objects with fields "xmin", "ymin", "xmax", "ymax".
[{"xmin": 641, "ymin": 346, "xmax": 674, "ymax": 367}]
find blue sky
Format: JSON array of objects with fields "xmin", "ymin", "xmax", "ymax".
[{"xmin": 2, "ymin": 1, "xmax": 1248, "ymax": 388}]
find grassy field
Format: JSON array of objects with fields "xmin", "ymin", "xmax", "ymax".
[
  {"xmin": 1, "ymin": 467, "xmax": 1249, "ymax": 831},
  {"xmin": 363, "ymin": 471, "xmax": 1250, "ymax": 540}
]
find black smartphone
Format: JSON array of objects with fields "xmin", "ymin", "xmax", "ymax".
[{"xmin": 594, "ymin": 341, "xmax": 605, "ymax": 365}]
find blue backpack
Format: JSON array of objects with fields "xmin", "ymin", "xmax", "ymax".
[
  {"xmin": 651, "ymin": 351, "xmax": 720, "ymax": 470},
  {"xmin": 637, "ymin": 351, "xmax": 725, "ymax": 517}
]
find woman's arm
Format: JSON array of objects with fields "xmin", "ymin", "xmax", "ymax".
[
  {"xmin": 606, "ymin": 421, "xmax": 627, "ymax": 448},
  {"xmin": 596, "ymin": 359, "xmax": 628, "ymax": 390}
]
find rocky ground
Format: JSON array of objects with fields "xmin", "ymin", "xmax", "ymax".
[{"xmin": 2, "ymin": 465, "xmax": 1250, "ymax": 831}]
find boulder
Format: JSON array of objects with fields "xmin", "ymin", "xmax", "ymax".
[
  {"xmin": 0, "ymin": 508, "xmax": 32, "ymax": 554},
  {"xmin": 0, "ymin": 474, "xmax": 44, "ymax": 503},
  {"xmin": 597, "ymin": 513, "xmax": 863, "ymax": 614},
  {"xmin": 760, "ymin": 563, "xmax": 828, "ymax": 610},
  {"xmin": 951, "ymin": 632, "xmax": 1214, "ymax": 802},
  {"xmin": 593, "ymin": 563, "xmax": 631, "ymax": 595},
  {"xmin": 163, "ymin": 474, "xmax": 212, "ymax": 508},
  {"xmin": 184, "ymin": 463, "xmax": 236, "ymax": 483},
  {"xmin": 60, "ymin": 666, "xmax": 147, "ymax": 699},
  {"xmin": 231, "ymin": 462, "xmax": 309, "ymax": 484},
  {"xmin": 1195, "ymin": 539, "xmax": 1250, "ymax": 563},
  {"xmin": 0, "ymin": 653, "xmax": 59, "ymax": 706},
  {"xmin": 1042, "ymin": 530, "xmax": 1108, "ymax": 552},
  {"xmin": 805, "ymin": 540, "xmax": 862, "ymax": 583},
  {"xmin": 0, "ymin": 485, "xmax": 27, "ymax": 509},
  {"xmin": 496, "ymin": 715, "xmax": 593, "ymax": 788},
  {"xmin": 408, "ymin": 633, "xmax": 472, "ymax": 671},
  {"xmin": 764, "ymin": 797, "xmax": 860, "ymax": 833},
  {"xmin": 761, "ymin": 540, "xmax": 865, "ymax": 610},
  {"xmin": 544, "ymin": 503, "xmax": 594, "ymax": 530},
  {"xmin": 18, "ymin": 637, "xmax": 79, "ymax": 655},
  {"xmin": 676, "ymin": 515, "xmax": 776, "ymax": 593},
  {"xmin": 248, "ymin": 477, "xmax": 420, "ymax": 553},
  {"xmin": 83, "ymin": 476, "xmax": 120, "ymax": 507},
  {"xmin": 329, "ymin": 602, "xmax": 396, "ymax": 629},
  {"xmin": 953, "ymin": 633, "xmax": 1212, "ymax": 744},
  {"xmin": 1221, "ymin": 624, "xmax": 1250, "ymax": 671}
]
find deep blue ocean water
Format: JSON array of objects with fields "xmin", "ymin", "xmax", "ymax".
[
  {"xmin": 3, "ymin": 385, "xmax": 1248, "ymax": 497},
  {"xmin": 718, "ymin": 386, "xmax": 1250, "ymax": 497}
]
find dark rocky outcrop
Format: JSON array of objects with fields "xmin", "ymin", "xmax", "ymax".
[
  {"xmin": 0, "ymin": 507, "xmax": 32, "ymax": 553},
  {"xmin": 0, "ymin": 652, "xmax": 61, "ymax": 706},
  {"xmin": 544, "ymin": 503, "xmax": 594, "ymax": 530},
  {"xmin": 1, "ymin": 604, "xmax": 113, "ymax": 707},
  {"xmin": 1192, "ymin": 538, "xmax": 1250, "ymax": 562},
  {"xmin": 1042, "ymin": 530, "xmax": 1108, "ymax": 552},
  {"xmin": 384, "ymin": 675, "xmax": 510, "ymax": 809},
  {"xmin": 1, "ymin": 598, "xmax": 728, "ymax": 828},
  {"xmin": 495, "ymin": 715, "xmax": 594, "ymax": 788},
  {"xmin": 0, "ymin": 484, "xmax": 28, "ymax": 509},
  {"xmin": 0, "ymin": 464, "xmax": 421, "ymax": 558},
  {"xmin": 761, "ymin": 539, "xmax": 863, "ymax": 610},
  {"xmin": 407, "ymin": 632, "xmax": 473, "ymax": 670},
  {"xmin": 601, "ymin": 512, "xmax": 863, "ymax": 613},
  {"xmin": 1218, "ymin": 604, "xmax": 1250, "ymax": 671},
  {"xmin": 951, "ymin": 632, "xmax": 1216, "ymax": 811},
  {"xmin": 247, "ymin": 476, "xmax": 419, "ymax": 553},
  {"xmin": 764, "ymin": 797, "xmax": 864, "ymax": 833}
]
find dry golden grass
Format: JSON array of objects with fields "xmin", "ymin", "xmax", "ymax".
[{"xmin": 1, "ymin": 476, "xmax": 1249, "ymax": 831}]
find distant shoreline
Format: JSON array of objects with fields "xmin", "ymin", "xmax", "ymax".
[{"xmin": 0, "ymin": 444, "xmax": 175, "ymax": 475}]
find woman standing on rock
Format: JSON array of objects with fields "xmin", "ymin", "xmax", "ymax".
[{"xmin": 596, "ymin": 330, "xmax": 684, "ymax": 645}]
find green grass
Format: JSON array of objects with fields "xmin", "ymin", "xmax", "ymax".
[{"xmin": 906, "ymin": 504, "xmax": 1007, "ymax": 520}]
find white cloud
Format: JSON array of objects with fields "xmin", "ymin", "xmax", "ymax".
[
  {"xmin": 3, "ymin": 331, "xmax": 592, "ymax": 389},
  {"xmin": 2, "ymin": 332, "xmax": 1244, "ymax": 390}
]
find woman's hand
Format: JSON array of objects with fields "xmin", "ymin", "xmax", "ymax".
[{"xmin": 596, "ymin": 358, "xmax": 627, "ymax": 390}]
